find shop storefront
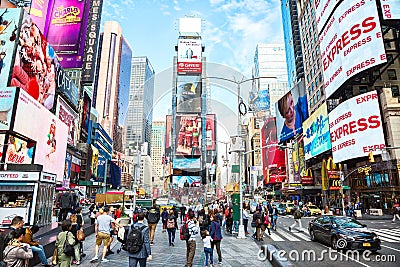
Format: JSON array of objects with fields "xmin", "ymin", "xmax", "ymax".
[{"xmin": 0, "ymin": 171, "xmax": 56, "ymax": 227}]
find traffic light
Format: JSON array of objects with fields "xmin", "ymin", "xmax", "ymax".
[{"xmin": 368, "ymin": 151, "xmax": 375, "ymax": 163}]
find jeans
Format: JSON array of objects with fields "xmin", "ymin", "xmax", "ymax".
[
  {"xmin": 148, "ymin": 223, "xmax": 157, "ymax": 243},
  {"xmin": 271, "ymin": 215, "xmax": 277, "ymax": 229},
  {"xmin": 129, "ymin": 257, "xmax": 147, "ymax": 267},
  {"xmin": 31, "ymin": 244, "xmax": 47, "ymax": 265},
  {"xmin": 211, "ymin": 240, "xmax": 222, "ymax": 263},
  {"xmin": 204, "ymin": 247, "xmax": 213, "ymax": 266},
  {"xmin": 243, "ymin": 218, "xmax": 248, "ymax": 233},
  {"xmin": 167, "ymin": 228, "xmax": 176, "ymax": 244}
]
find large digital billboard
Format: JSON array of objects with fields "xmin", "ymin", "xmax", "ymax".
[
  {"xmin": 315, "ymin": 0, "xmax": 341, "ymax": 34},
  {"xmin": 29, "ymin": 0, "xmax": 51, "ymax": 33},
  {"xmin": 56, "ymin": 96, "xmax": 78, "ymax": 146},
  {"xmin": 10, "ymin": 11, "xmax": 57, "ymax": 111},
  {"xmin": 4, "ymin": 133, "xmax": 35, "ymax": 164},
  {"xmin": 320, "ymin": 0, "xmax": 386, "ymax": 98},
  {"xmin": 0, "ymin": 8, "xmax": 22, "ymax": 87},
  {"xmin": 261, "ymin": 118, "xmax": 286, "ymax": 184},
  {"xmin": 80, "ymin": 91, "xmax": 91, "ymax": 139},
  {"xmin": 0, "ymin": 87, "xmax": 17, "ymax": 131},
  {"xmin": 177, "ymin": 79, "xmax": 201, "ymax": 113},
  {"xmin": 165, "ymin": 115, "xmax": 172, "ymax": 149},
  {"xmin": 55, "ymin": 62, "xmax": 79, "ymax": 108},
  {"xmin": 172, "ymin": 176, "xmax": 201, "ymax": 187},
  {"xmin": 177, "ymin": 38, "xmax": 202, "ymax": 74},
  {"xmin": 275, "ymin": 81, "xmax": 308, "ymax": 143},
  {"xmin": 302, "ymin": 102, "xmax": 331, "ymax": 160},
  {"xmin": 206, "ymin": 114, "xmax": 216, "ymax": 151},
  {"xmin": 329, "ymin": 91, "xmax": 385, "ymax": 163},
  {"xmin": 173, "ymin": 157, "xmax": 201, "ymax": 169},
  {"xmin": 13, "ymin": 88, "xmax": 68, "ymax": 182},
  {"xmin": 176, "ymin": 114, "xmax": 202, "ymax": 156},
  {"xmin": 380, "ymin": 0, "xmax": 400, "ymax": 20}
]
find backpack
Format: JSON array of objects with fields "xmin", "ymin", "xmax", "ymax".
[
  {"xmin": 180, "ymin": 223, "xmax": 190, "ymax": 241},
  {"xmin": 294, "ymin": 210, "xmax": 302, "ymax": 219},
  {"xmin": 124, "ymin": 225, "xmax": 146, "ymax": 254},
  {"xmin": 147, "ymin": 209, "xmax": 159, "ymax": 223},
  {"xmin": 167, "ymin": 219, "xmax": 175, "ymax": 229}
]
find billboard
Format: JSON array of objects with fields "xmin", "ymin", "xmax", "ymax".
[
  {"xmin": 165, "ymin": 115, "xmax": 172, "ymax": 149},
  {"xmin": 177, "ymin": 38, "xmax": 202, "ymax": 74},
  {"xmin": 329, "ymin": 91, "xmax": 385, "ymax": 163},
  {"xmin": 206, "ymin": 114, "xmax": 216, "ymax": 150},
  {"xmin": 320, "ymin": 0, "xmax": 386, "ymax": 98},
  {"xmin": 4, "ymin": 133, "xmax": 35, "ymax": 164},
  {"xmin": 0, "ymin": 88, "xmax": 17, "ymax": 130},
  {"xmin": 29, "ymin": 0, "xmax": 52, "ymax": 33},
  {"xmin": 303, "ymin": 102, "xmax": 331, "ymax": 160},
  {"xmin": 275, "ymin": 81, "xmax": 308, "ymax": 143},
  {"xmin": 13, "ymin": 88, "xmax": 69, "ymax": 182},
  {"xmin": 172, "ymin": 176, "xmax": 201, "ymax": 187},
  {"xmin": 173, "ymin": 157, "xmax": 201, "ymax": 169},
  {"xmin": 10, "ymin": 11, "xmax": 57, "ymax": 111},
  {"xmin": 176, "ymin": 114, "xmax": 202, "ymax": 156},
  {"xmin": 0, "ymin": 8, "xmax": 22, "ymax": 87},
  {"xmin": 55, "ymin": 62, "xmax": 79, "ymax": 108},
  {"xmin": 261, "ymin": 118, "xmax": 286, "ymax": 184},
  {"xmin": 56, "ymin": 96, "xmax": 78, "ymax": 146},
  {"xmin": 80, "ymin": 91, "xmax": 91, "ymax": 139},
  {"xmin": 63, "ymin": 153, "xmax": 71, "ymax": 188},
  {"xmin": 39, "ymin": 0, "xmax": 91, "ymax": 69},
  {"xmin": 315, "ymin": 0, "xmax": 341, "ymax": 34},
  {"xmin": 253, "ymin": 89, "xmax": 270, "ymax": 111},
  {"xmin": 380, "ymin": 0, "xmax": 400, "ymax": 20},
  {"xmin": 177, "ymin": 79, "xmax": 201, "ymax": 113}
]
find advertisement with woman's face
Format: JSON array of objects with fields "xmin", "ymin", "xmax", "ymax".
[{"xmin": 275, "ymin": 81, "xmax": 309, "ymax": 143}]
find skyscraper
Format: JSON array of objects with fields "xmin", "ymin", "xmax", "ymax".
[
  {"xmin": 125, "ymin": 57, "xmax": 155, "ymax": 156},
  {"xmin": 151, "ymin": 121, "xmax": 165, "ymax": 180}
]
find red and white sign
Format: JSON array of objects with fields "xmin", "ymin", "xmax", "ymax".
[
  {"xmin": 0, "ymin": 171, "xmax": 40, "ymax": 181},
  {"xmin": 329, "ymin": 91, "xmax": 385, "ymax": 163},
  {"xmin": 13, "ymin": 90, "xmax": 68, "ymax": 182},
  {"xmin": 177, "ymin": 38, "xmax": 202, "ymax": 74},
  {"xmin": 315, "ymin": 0, "xmax": 341, "ymax": 34},
  {"xmin": 380, "ymin": 0, "xmax": 400, "ymax": 20},
  {"xmin": 320, "ymin": 0, "xmax": 387, "ymax": 98},
  {"xmin": 56, "ymin": 96, "xmax": 79, "ymax": 146}
]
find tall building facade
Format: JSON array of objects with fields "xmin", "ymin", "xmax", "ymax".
[
  {"xmin": 151, "ymin": 121, "xmax": 165, "ymax": 180},
  {"xmin": 93, "ymin": 21, "xmax": 132, "ymax": 152},
  {"xmin": 125, "ymin": 57, "xmax": 155, "ymax": 156}
]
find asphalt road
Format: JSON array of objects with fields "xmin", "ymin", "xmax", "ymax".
[{"xmin": 253, "ymin": 215, "xmax": 400, "ymax": 267}]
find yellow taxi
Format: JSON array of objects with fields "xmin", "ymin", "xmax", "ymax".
[{"xmin": 307, "ymin": 204, "xmax": 322, "ymax": 216}]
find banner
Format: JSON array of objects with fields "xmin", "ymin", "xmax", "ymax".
[
  {"xmin": 319, "ymin": 0, "xmax": 386, "ymax": 98},
  {"xmin": 329, "ymin": 91, "xmax": 385, "ymax": 163},
  {"xmin": 275, "ymin": 80, "xmax": 308, "ymax": 142},
  {"xmin": 303, "ymin": 102, "xmax": 331, "ymax": 159},
  {"xmin": 63, "ymin": 153, "xmax": 71, "ymax": 189}
]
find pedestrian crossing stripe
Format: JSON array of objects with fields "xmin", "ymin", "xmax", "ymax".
[
  {"xmin": 386, "ymin": 228, "xmax": 400, "ymax": 234},
  {"xmin": 276, "ymin": 229, "xmax": 300, "ymax": 241},
  {"xmin": 370, "ymin": 229, "xmax": 400, "ymax": 242},
  {"xmin": 269, "ymin": 232, "xmax": 285, "ymax": 242},
  {"xmin": 292, "ymin": 231, "xmax": 311, "ymax": 241}
]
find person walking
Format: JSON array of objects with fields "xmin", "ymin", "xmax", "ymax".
[
  {"xmin": 185, "ymin": 213, "xmax": 198, "ymax": 267},
  {"xmin": 392, "ymin": 204, "xmax": 400, "ymax": 223},
  {"xmin": 166, "ymin": 210, "xmax": 177, "ymax": 246},
  {"xmin": 90, "ymin": 207, "xmax": 122, "ymax": 263},
  {"xmin": 242, "ymin": 205, "xmax": 250, "ymax": 236},
  {"xmin": 270, "ymin": 204, "xmax": 278, "ymax": 231},
  {"xmin": 126, "ymin": 212, "xmax": 152, "ymax": 267},
  {"xmin": 3, "ymin": 228, "xmax": 33, "ymax": 267},
  {"xmin": 69, "ymin": 214, "xmax": 81, "ymax": 265},
  {"xmin": 75, "ymin": 207, "xmax": 86, "ymax": 258},
  {"xmin": 252, "ymin": 208, "xmax": 263, "ymax": 241},
  {"xmin": 146, "ymin": 203, "xmax": 160, "ymax": 245},
  {"xmin": 263, "ymin": 210, "xmax": 271, "ymax": 237},
  {"xmin": 209, "ymin": 215, "xmax": 223, "ymax": 265},
  {"xmin": 225, "ymin": 208, "xmax": 233, "ymax": 235},
  {"xmin": 289, "ymin": 207, "xmax": 303, "ymax": 232},
  {"xmin": 54, "ymin": 220, "xmax": 76, "ymax": 267},
  {"xmin": 161, "ymin": 208, "xmax": 169, "ymax": 233},
  {"xmin": 23, "ymin": 225, "xmax": 51, "ymax": 266},
  {"xmin": 180, "ymin": 205, "xmax": 186, "ymax": 224},
  {"xmin": 201, "ymin": 230, "xmax": 213, "ymax": 267},
  {"xmin": 59, "ymin": 190, "xmax": 73, "ymax": 221}
]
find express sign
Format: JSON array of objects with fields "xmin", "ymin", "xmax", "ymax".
[{"xmin": 319, "ymin": 0, "xmax": 386, "ymax": 98}]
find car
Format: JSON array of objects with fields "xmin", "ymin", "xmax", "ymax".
[
  {"xmin": 307, "ymin": 204, "xmax": 322, "ymax": 216},
  {"xmin": 308, "ymin": 215, "xmax": 381, "ymax": 251},
  {"xmin": 277, "ymin": 203, "xmax": 287, "ymax": 215},
  {"xmin": 285, "ymin": 202, "xmax": 296, "ymax": 214}
]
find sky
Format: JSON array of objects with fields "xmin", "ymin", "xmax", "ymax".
[{"xmin": 101, "ymin": 0, "xmax": 285, "ymax": 158}]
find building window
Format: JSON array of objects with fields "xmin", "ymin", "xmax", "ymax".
[
  {"xmin": 315, "ymin": 76, "xmax": 319, "ymax": 87},
  {"xmin": 388, "ymin": 69, "xmax": 397, "ymax": 80},
  {"xmin": 359, "ymin": 86, "xmax": 368, "ymax": 94},
  {"xmin": 387, "ymin": 54, "xmax": 394, "ymax": 64},
  {"xmin": 391, "ymin": 85, "xmax": 399, "ymax": 97},
  {"xmin": 307, "ymin": 73, "xmax": 311, "ymax": 83},
  {"xmin": 317, "ymin": 90, "xmax": 321, "ymax": 101}
]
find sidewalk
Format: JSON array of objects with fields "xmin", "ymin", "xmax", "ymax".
[{"xmin": 37, "ymin": 221, "xmax": 271, "ymax": 267}]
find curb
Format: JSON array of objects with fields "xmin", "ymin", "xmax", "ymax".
[{"xmin": 262, "ymin": 244, "xmax": 294, "ymax": 267}]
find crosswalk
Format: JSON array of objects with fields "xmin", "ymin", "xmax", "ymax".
[{"xmin": 260, "ymin": 227, "xmax": 400, "ymax": 243}]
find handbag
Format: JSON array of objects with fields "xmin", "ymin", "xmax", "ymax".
[
  {"xmin": 0, "ymin": 246, "xmax": 18, "ymax": 267},
  {"xmin": 77, "ymin": 229, "xmax": 85, "ymax": 241},
  {"xmin": 63, "ymin": 232, "xmax": 75, "ymax": 257}
]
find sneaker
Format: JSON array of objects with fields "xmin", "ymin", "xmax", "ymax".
[
  {"xmin": 289, "ymin": 227, "xmax": 291, "ymax": 231},
  {"xmin": 101, "ymin": 259, "xmax": 109, "ymax": 263},
  {"xmin": 75, "ymin": 261, "xmax": 80, "ymax": 265},
  {"xmin": 90, "ymin": 257, "xmax": 98, "ymax": 263},
  {"xmin": 107, "ymin": 250, "xmax": 114, "ymax": 254},
  {"xmin": 80, "ymin": 253, "xmax": 86, "ymax": 258},
  {"xmin": 150, "ymin": 241, "xmax": 154, "ymax": 245},
  {"xmin": 71, "ymin": 260, "xmax": 77, "ymax": 265},
  {"xmin": 171, "ymin": 243, "xmax": 175, "ymax": 246}
]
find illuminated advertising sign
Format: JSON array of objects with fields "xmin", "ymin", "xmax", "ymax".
[
  {"xmin": 329, "ymin": 91, "xmax": 385, "ymax": 163},
  {"xmin": 206, "ymin": 114, "xmax": 216, "ymax": 151},
  {"xmin": 13, "ymin": 89, "xmax": 68, "ymax": 182},
  {"xmin": 302, "ymin": 102, "xmax": 331, "ymax": 160},
  {"xmin": 44, "ymin": 0, "xmax": 91, "ymax": 68},
  {"xmin": 0, "ymin": 8, "xmax": 22, "ymax": 87},
  {"xmin": 380, "ymin": 0, "xmax": 400, "ymax": 19},
  {"xmin": 173, "ymin": 157, "xmax": 201, "ymax": 169},
  {"xmin": 176, "ymin": 114, "xmax": 202, "ymax": 156},
  {"xmin": 275, "ymin": 81, "xmax": 308, "ymax": 143},
  {"xmin": 5, "ymin": 133, "xmax": 35, "ymax": 164},
  {"xmin": 292, "ymin": 139, "xmax": 305, "ymax": 183},
  {"xmin": 172, "ymin": 176, "xmax": 201, "ymax": 187},
  {"xmin": 315, "ymin": 0, "xmax": 341, "ymax": 34},
  {"xmin": 319, "ymin": 0, "xmax": 386, "ymax": 98},
  {"xmin": 91, "ymin": 144, "xmax": 98, "ymax": 177},
  {"xmin": 177, "ymin": 79, "xmax": 201, "ymax": 113},
  {"xmin": 10, "ymin": 11, "xmax": 57, "ymax": 111},
  {"xmin": 177, "ymin": 38, "xmax": 202, "ymax": 74},
  {"xmin": 80, "ymin": 91, "xmax": 91, "ymax": 139},
  {"xmin": 261, "ymin": 118, "xmax": 286, "ymax": 184},
  {"xmin": 29, "ymin": 0, "xmax": 52, "ymax": 33},
  {"xmin": 63, "ymin": 153, "xmax": 71, "ymax": 188},
  {"xmin": 55, "ymin": 63, "xmax": 79, "ymax": 108},
  {"xmin": 82, "ymin": 0, "xmax": 103, "ymax": 83},
  {"xmin": 0, "ymin": 88, "xmax": 17, "ymax": 130},
  {"xmin": 165, "ymin": 115, "xmax": 172, "ymax": 149},
  {"xmin": 56, "ymin": 96, "xmax": 78, "ymax": 146}
]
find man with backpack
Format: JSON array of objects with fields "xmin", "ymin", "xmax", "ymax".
[
  {"xmin": 125, "ymin": 212, "xmax": 152, "ymax": 267},
  {"xmin": 185, "ymin": 213, "xmax": 198, "ymax": 267},
  {"xmin": 146, "ymin": 204, "xmax": 160, "ymax": 245},
  {"xmin": 289, "ymin": 207, "xmax": 303, "ymax": 232}
]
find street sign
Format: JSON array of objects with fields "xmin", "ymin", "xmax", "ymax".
[
  {"xmin": 232, "ymin": 165, "xmax": 240, "ymax": 173},
  {"xmin": 342, "ymin": 186, "xmax": 351, "ymax": 190}
]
